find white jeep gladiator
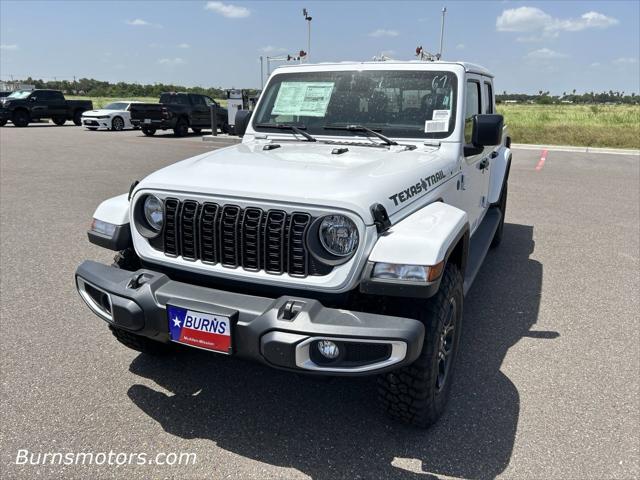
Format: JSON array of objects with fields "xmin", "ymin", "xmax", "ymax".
[{"xmin": 76, "ymin": 60, "xmax": 512, "ymax": 428}]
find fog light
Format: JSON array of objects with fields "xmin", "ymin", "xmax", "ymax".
[{"xmin": 316, "ymin": 340, "xmax": 340, "ymax": 360}]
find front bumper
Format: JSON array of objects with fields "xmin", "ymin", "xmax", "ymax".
[
  {"xmin": 75, "ymin": 261, "xmax": 425, "ymax": 375},
  {"xmin": 82, "ymin": 117, "xmax": 109, "ymax": 129}
]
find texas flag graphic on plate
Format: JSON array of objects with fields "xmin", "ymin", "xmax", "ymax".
[{"xmin": 167, "ymin": 305, "xmax": 232, "ymax": 354}]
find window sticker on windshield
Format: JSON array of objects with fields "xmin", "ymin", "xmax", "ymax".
[
  {"xmin": 272, "ymin": 82, "xmax": 335, "ymax": 117},
  {"xmin": 425, "ymin": 110, "xmax": 450, "ymax": 132}
]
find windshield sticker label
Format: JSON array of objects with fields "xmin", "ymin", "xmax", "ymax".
[
  {"xmin": 388, "ymin": 170, "xmax": 446, "ymax": 206},
  {"xmin": 425, "ymin": 110, "xmax": 451, "ymax": 133},
  {"xmin": 272, "ymin": 82, "xmax": 335, "ymax": 117},
  {"xmin": 432, "ymin": 109, "xmax": 450, "ymax": 121}
]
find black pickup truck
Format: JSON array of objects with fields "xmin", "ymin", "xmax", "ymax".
[
  {"xmin": 130, "ymin": 92, "xmax": 228, "ymax": 137},
  {"xmin": 0, "ymin": 89, "xmax": 93, "ymax": 127}
]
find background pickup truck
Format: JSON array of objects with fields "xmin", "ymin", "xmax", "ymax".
[
  {"xmin": 130, "ymin": 92, "xmax": 228, "ymax": 137},
  {"xmin": 0, "ymin": 89, "xmax": 93, "ymax": 127}
]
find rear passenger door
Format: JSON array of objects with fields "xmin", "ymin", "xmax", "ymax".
[
  {"xmin": 48, "ymin": 91, "xmax": 67, "ymax": 117},
  {"xmin": 189, "ymin": 94, "xmax": 209, "ymax": 127}
]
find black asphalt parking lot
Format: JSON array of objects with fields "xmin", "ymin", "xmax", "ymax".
[{"xmin": 1, "ymin": 124, "xmax": 638, "ymax": 479}]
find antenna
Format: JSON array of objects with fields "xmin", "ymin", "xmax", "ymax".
[{"xmin": 439, "ymin": 7, "xmax": 447, "ymax": 59}]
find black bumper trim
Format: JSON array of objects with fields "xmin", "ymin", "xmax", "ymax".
[{"xmin": 75, "ymin": 261, "xmax": 425, "ymax": 375}]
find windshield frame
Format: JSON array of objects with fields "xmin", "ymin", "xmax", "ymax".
[{"xmin": 251, "ymin": 68, "xmax": 459, "ymax": 141}]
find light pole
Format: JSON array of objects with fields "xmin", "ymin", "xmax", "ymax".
[
  {"xmin": 259, "ymin": 56, "xmax": 264, "ymax": 90},
  {"xmin": 303, "ymin": 8, "xmax": 312, "ymax": 62}
]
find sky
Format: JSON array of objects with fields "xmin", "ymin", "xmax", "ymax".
[{"xmin": 1, "ymin": 1, "xmax": 639, "ymax": 94}]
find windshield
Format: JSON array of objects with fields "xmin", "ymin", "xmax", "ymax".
[
  {"xmin": 103, "ymin": 102, "xmax": 129, "ymax": 110},
  {"xmin": 7, "ymin": 90, "xmax": 32, "ymax": 99},
  {"xmin": 253, "ymin": 70, "xmax": 457, "ymax": 139}
]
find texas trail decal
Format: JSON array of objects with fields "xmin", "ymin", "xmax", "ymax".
[{"xmin": 167, "ymin": 305, "xmax": 232, "ymax": 354}]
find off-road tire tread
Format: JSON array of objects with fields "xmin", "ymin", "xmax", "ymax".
[{"xmin": 377, "ymin": 264, "xmax": 463, "ymax": 428}]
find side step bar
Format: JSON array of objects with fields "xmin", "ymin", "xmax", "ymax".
[{"xmin": 463, "ymin": 208, "xmax": 502, "ymax": 295}]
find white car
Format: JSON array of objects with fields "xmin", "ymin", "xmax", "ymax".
[{"xmin": 81, "ymin": 101, "xmax": 141, "ymax": 131}]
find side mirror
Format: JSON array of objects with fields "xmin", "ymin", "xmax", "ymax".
[
  {"xmin": 234, "ymin": 110, "xmax": 252, "ymax": 137},
  {"xmin": 29, "ymin": 96, "xmax": 37, "ymax": 102},
  {"xmin": 465, "ymin": 114, "xmax": 503, "ymax": 156}
]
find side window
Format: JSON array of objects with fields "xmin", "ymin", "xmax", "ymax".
[
  {"xmin": 51, "ymin": 91, "xmax": 64, "ymax": 102},
  {"xmin": 37, "ymin": 91, "xmax": 51, "ymax": 101},
  {"xmin": 464, "ymin": 81, "xmax": 481, "ymax": 144},
  {"xmin": 483, "ymin": 82, "xmax": 494, "ymax": 114},
  {"xmin": 190, "ymin": 95, "xmax": 205, "ymax": 106},
  {"xmin": 204, "ymin": 97, "xmax": 216, "ymax": 107}
]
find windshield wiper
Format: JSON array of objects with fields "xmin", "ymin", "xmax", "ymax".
[
  {"xmin": 255, "ymin": 123, "xmax": 317, "ymax": 142},
  {"xmin": 323, "ymin": 124, "xmax": 398, "ymax": 146}
]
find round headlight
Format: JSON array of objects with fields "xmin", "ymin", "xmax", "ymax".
[
  {"xmin": 143, "ymin": 195, "xmax": 164, "ymax": 231},
  {"xmin": 318, "ymin": 215, "xmax": 359, "ymax": 257}
]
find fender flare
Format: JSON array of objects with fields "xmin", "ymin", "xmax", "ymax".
[{"xmin": 361, "ymin": 202, "xmax": 469, "ymax": 298}]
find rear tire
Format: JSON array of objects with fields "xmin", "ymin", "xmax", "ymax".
[
  {"xmin": 87, "ymin": 127, "xmax": 98, "ymax": 131},
  {"xmin": 12, "ymin": 110, "xmax": 29, "ymax": 127},
  {"xmin": 0, "ymin": 119, "xmax": 7, "ymax": 127},
  {"xmin": 490, "ymin": 183, "xmax": 508, "ymax": 248},
  {"xmin": 378, "ymin": 264, "xmax": 464, "ymax": 428},
  {"xmin": 52, "ymin": 116, "xmax": 66, "ymax": 126},
  {"xmin": 141, "ymin": 126, "xmax": 156, "ymax": 136},
  {"xmin": 173, "ymin": 118, "xmax": 189, "ymax": 137},
  {"xmin": 111, "ymin": 116, "xmax": 125, "ymax": 131},
  {"xmin": 191, "ymin": 127, "xmax": 202, "ymax": 134},
  {"xmin": 73, "ymin": 110, "xmax": 83, "ymax": 126}
]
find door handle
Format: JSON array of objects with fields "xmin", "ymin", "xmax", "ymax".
[{"xmin": 478, "ymin": 158, "xmax": 490, "ymax": 170}]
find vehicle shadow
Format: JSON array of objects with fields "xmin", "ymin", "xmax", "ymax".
[{"xmin": 127, "ymin": 223, "xmax": 551, "ymax": 479}]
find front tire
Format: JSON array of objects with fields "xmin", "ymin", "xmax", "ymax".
[
  {"xmin": 0, "ymin": 119, "xmax": 7, "ymax": 127},
  {"xmin": 378, "ymin": 263, "xmax": 464, "ymax": 428},
  {"xmin": 110, "ymin": 249, "xmax": 172, "ymax": 355},
  {"xmin": 141, "ymin": 126, "xmax": 156, "ymax": 136},
  {"xmin": 73, "ymin": 110, "xmax": 83, "ymax": 126},
  {"xmin": 111, "ymin": 116, "xmax": 125, "ymax": 131},
  {"xmin": 12, "ymin": 110, "xmax": 29, "ymax": 127},
  {"xmin": 191, "ymin": 127, "xmax": 202, "ymax": 134}
]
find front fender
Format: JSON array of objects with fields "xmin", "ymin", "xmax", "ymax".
[
  {"xmin": 88, "ymin": 193, "xmax": 131, "ymax": 251},
  {"xmin": 368, "ymin": 202, "xmax": 468, "ymax": 267}
]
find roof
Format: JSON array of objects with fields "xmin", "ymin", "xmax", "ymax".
[{"xmin": 273, "ymin": 60, "xmax": 494, "ymax": 78}]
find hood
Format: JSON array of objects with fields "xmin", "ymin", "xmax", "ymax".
[
  {"xmin": 137, "ymin": 141, "xmax": 458, "ymax": 222},
  {"xmin": 82, "ymin": 109, "xmax": 117, "ymax": 116}
]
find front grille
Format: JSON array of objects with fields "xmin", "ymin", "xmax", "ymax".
[{"xmin": 161, "ymin": 198, "xmax": 332, "ymax": 277}]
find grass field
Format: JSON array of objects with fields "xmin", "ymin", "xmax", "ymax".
[
  {"xmin": 71, "ymin": 97, "xmax": 639, "ymax": 149},
  {"xmin": 497, "ymin": 104, "xmax": 640, "ymax": 149}
]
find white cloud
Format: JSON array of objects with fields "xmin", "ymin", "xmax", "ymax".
[
  {"xmin": 613, "ymin": 57, "xmax": 638, "ymax": 65},
  {"xmin": 456, "ymin": 43, "xmax": 465, "ymax": 50},
  {"xmin": 260, "ymin": 45, "xmax": 287, "ymax": 53},
  {"xmin": 158, "ymin": 57, "xmax": 186, "ymax": 66},
  {"xmin": 0, "ymin": 44, "xmax": 18, "ymax": 50},
  {"xmin": 368, "ymin": 29, "xmax": 399, "ymax": 38},
  {"xmin": 525, "ymin": 48, "xmax": 568, "ymax": 60},
  {"xmin": 204, "ymin": 1, "xmax": 250, "ymax": 18},
  {"xmin": 126, "ymin": 19, "xmax": 150, "ymax": 26},
  {"xmin": 590, "ymin": 62, "xmax": 601, "ymax": 67},
  {"xmin": 177, "ymin": 43, "xmax": 191, "ymax": 49},
  {"xmin": 497, "ymin": 7, "xmax": 618, "ymax": 39}
]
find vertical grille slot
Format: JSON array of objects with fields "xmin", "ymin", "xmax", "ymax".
[
  {"xmin": 219, "ymin": 205, "xmax": 241, "ymax": 267},
  {"xmin": 180, "ymin": 200, "xmax": 199, "ymax": 260},
  {"xmin": 163, "ymin": 198, "xmax": 180, "ymax": 256},
  {"xmin": 264, "ymin": 210, "xmax": 287, "ymax": 274},
  {"xmin": 199, "ymin": 202, "xmax": 219, "ymax": 264},
  {"xmin": 288, "ymin": 213, "xmax": 311, "ymax": 276},
  {"xmin": 241, "ymin": 207, "xmax": 263, "ymax": 271}
]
